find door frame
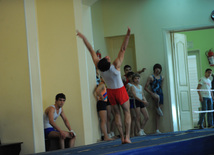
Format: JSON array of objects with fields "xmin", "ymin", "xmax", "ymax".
[
  {"xmin": 163, "ymin": 25, "xmax": 214, "ymax": 131},
  {"xmin": 188, "ymin": 50, "xmax": 202, "ymax": 80}
]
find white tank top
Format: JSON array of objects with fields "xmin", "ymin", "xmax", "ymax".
[
  {"xmin": 99, "ymin": 65, "xmax": 124, "ymax": 89},
  {"xmin": 43, "ymin": 105, "xmax": 62, "ymax": 129},
  {"xmin": 132, "ymin": 85, "xmax": 143, "ymax": 100}
]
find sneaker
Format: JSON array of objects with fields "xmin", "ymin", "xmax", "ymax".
[
  {"xmin": 110, "ymin": 132, "xmax": 115, "ymax": 138},
  {"xmin": 139, "ymin": 129, "xmax": 146, "ymax": 136},
  {"xmin": 156, "ymin": 129, "xmax": 161, "ymax": 134},
  {"xmin": 156, "ymin": 107, "xmax": 163, "ymax": 116}
]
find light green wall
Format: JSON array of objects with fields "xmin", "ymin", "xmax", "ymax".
[
  {"xmin": 180, "ymin": 29, "xmax": 214, "ymax": 74},
  {"xmin": 91, "ymin": 0, "xmax": 214, "ymax": 133}
]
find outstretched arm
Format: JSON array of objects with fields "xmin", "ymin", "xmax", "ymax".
[
  {"xmin": 137, "ymin": 68, "xmax": 146, "ymax": 74},
  {"xmin": 113, "ymin": 27, "xmax": 131, "ymax": 69},
  {"xmin": 77, "ymin": 30, "xmax": 100, "ymax": 67}
]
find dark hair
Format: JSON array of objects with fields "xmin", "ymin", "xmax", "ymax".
[
  {"xmin": 205, "ymin": 68, "xmax": 212, "ymax": 72},
  {"xmin": 153, "ymin": 63, "xmax": 162, "ymax": 73},
  {"xmin": 97, "ymin": 58, "xmax": 111, "ymax": 72},
  {"xmin": 132, "ymin": 73, "xmax": 140, "ymax": 81},
  {"xmin": 124, "ymin": 65, "xmax": 132, "ymax": 71},
  {"xmin": 56, "ymin": 93, "xmax": 66, "ymax": 101},
  {"xmin": 126, "ymin": 71, "xmax": 135, "ymax": 78}
]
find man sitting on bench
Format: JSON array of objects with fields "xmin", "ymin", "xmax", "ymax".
[{"xmin": 44, "ymin": 93, "xmax": 76, "ymax": 149}]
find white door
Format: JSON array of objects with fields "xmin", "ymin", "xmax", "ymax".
[{"xmin": 172, "ymin": 33, "xmax": 193, "ymax": 130}]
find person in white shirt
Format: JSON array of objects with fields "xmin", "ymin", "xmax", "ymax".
[
  {"xmin": 197, "ymin": 68, "xmax": 214, "ymax": 129},
  {"xmin": 131, "ymin": 73, "xmax": 149, "ymax": 136},
  {"xmin": 44, "ymin": 93, "xmax": 76, "ymax": 149},
  {"xmin": 77, "ymin": 28, "xmax": 132, "ymax": 144}
]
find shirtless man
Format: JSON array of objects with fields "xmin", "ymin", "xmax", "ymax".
[{"xmin": 77, "ymin": 27, "xmax": 131, "ymax": 144}]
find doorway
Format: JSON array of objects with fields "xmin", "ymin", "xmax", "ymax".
[
  {"xmin": 165, "ymin": 26, "xmax": 214, "ymax": 132},
  {"xmin": 187, "ymin": 51, "xmax": 201, "ymax": 127},
  {"xmin": 105, "ymin": 34, "xmax": 137, "ymax": 75}
]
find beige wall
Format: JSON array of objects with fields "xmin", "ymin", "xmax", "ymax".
[
  {"xmin": 0, "ymin": 0, "xmax": 99, "ymax": 154},
  {"xmin": 36, "ymin": 0, "xmax": 85, "ymax": 147},
  {"xmin": 0, "ymin": 0, "xmax": 35, "ymax": 154}
]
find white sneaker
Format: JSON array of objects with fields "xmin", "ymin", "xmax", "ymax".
[
  {"xmin": 139, "ymin": 129, "xmax": 146, "ymax": 136},
  {"xmin": 156, "ymin": 129, "xmax": 161, "ymax": 134},
  {"xmin": 108, "ymin": 133, "xmax": 112, "ymax": 138},
  {"xmin": 156, "ymin": 107, "xmax": 163, "ymax": 116},
  {"xmin": 110, "ymin": 132, "xmax": 115, "ymax": 138}
]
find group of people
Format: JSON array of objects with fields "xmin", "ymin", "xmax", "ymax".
[
  {"xmin": 94, "ymin": 63, "xmax": 164, "ymax": 141},
  {"xmin": 42, "ymin": 27, "xmax": 214, "ymax": 150},
  {"xmin": 43, "ymin": 27, "xmax": 164, "ymax": 150},
  {"xmin": 77, "ymin": 27, "xmax": 164, "ymax": 144}
]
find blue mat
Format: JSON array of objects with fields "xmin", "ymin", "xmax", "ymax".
[{"xmin": 33, "ymin": 128, "xmax": 214, "ymax": 155}]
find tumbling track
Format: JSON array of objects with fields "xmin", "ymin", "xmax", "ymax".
[{"xmin": 32, "ymin": 128, "xmax": 214, "ymax": 155}]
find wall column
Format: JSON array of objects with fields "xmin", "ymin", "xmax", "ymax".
[{"xmin": 24, "ymin": 0, "xmax": 45, "ymax": 152}]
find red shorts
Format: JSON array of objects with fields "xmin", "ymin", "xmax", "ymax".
[{"xmin": 107, "ymin": 86, "xmax": 129, "ymax": 105}]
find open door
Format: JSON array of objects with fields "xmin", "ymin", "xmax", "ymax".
[{"xmin": 171, "ymin": 33, "xmax": 193, "ymax": 130}]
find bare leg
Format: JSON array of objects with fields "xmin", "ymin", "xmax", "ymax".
[
  {"xmin": 48, "ymin": 131, "xmax": 65, "ymax": 149},
  {"xmin": 112, "ymin": 104, "xmax": 125, "ymax": 143},
  {"xmin": 110, "ymin": 109, "xmax": 116, "ymax": 136},
  {"xmin": 156, "ymin": 96, "xmax": 160, "ymax": 108},
  {"xmin": 130, "ymin": 108, "xmax": 136, "ymax": 137},
  {"xmin": 69, "ymin": 136, "xmax": 76, "ymax": 148},
  {"xmin": 99, "ymin": 110, "xmax": 113, "ymax": 141},
  {"xmin": 156, "ymin": 105, "xmax": 162, "ymax": 130},
  {"xmin": 156, "ymin": 114, "xmax": 160, "ymax": 130},
  {"xmin": 121, "ymin": 100, "xmax": 132, "ymax": 143},
  {"xmin": 106, "ymin": 105, "xmax": 112, "ymax": 134},
  {"xmin": 135, "ymin": 107, "xmax": 141, "ymax": 134},
  {"xmin": 152, "ymin": 94, "xmax": 160, "ymax": 108},
  {"xmin": 140, "ymin": 107, "xmax": 149, "ymax": 129}
]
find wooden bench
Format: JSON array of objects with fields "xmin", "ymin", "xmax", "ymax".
[{"xmin": 45, "ymin": 138, "xmax": 69, "ymax": 151}]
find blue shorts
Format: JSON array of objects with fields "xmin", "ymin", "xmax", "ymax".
[
  {"xmin": 135, "ymin": 100, "xmax": 145, "ymax": 108},
  {"xmin": 44, "ymin": 127, "xmax": 59, "ymax": 138},
  {"xmin": 130, "ymin": 98, "xmax": 135, "ymax": 109}
]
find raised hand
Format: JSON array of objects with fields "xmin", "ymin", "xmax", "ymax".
[
  {"xmin": 76, "ymin": 30, "xmax": 85, "ymax": 39},
  {"xmin": 127, "ymin": 27, "xmax": 131, "ymax": 36},
  {"xmin": 141, "ymin": 68, "xmax": 146, "ymax": 72}
]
